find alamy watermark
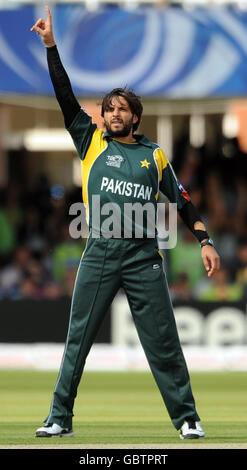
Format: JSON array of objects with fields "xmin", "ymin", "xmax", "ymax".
[{"xmin": 69, "ymin": 195, "xmax": 178, "ymax": 249}]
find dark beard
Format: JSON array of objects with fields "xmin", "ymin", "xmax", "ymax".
[{"xmin": 105, "ymin": 120, "xmax": 133, "ymax": 138}]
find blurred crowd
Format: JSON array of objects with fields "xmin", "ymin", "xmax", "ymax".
[
  {"xmin": 167, "ymin": 136, "xmax": 247, "ymax": 302},
  {"xmin": 0, "ymin": 176, "xmax": 86, "ymax": 300},
  {"xmin": 0, "ymin": 136, "xmax": 246, "ymax": 302}
]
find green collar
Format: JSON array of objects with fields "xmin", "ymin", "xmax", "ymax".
[{"xmin": 103, "ymin": 131, "xmax": 153, "ymax": 148}]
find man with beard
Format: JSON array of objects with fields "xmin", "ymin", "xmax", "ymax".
[{"xmin": 31, "ymin": 6, "xmax": 220, "ymax": 440}]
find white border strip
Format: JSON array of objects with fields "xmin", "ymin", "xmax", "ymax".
[{"xmin": 1, "ymin": 344, "xmax": 247, "ymax": 371}]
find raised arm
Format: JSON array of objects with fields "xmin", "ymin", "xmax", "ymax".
[
  {"xmin": 30, "ymin": 6, "xmax": 97, "ymax": 159},
  {"xmin": 30, "ymin": 6, "xmax": 80, "ymax": 128}
]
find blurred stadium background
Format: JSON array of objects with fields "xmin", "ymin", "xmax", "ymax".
[{"xmin": 0, "ymin": 0, "xmax": 247, "ymax": 373}]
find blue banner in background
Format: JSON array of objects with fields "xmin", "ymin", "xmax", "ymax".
[{"xmin": 1, "ymin": 5, "xmax": 247, "ymax": 97}]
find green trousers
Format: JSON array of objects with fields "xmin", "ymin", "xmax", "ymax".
[{"xmin": 45, "ymin": 235, "xmax": 200, "ymax": 430}]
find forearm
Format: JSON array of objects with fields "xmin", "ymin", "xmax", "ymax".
[
  {"xmin": 178, "ymin": 201, "xmax": 209, "ymax": 243},
  {"xmin": 47, "ymin": 45, "xmax": 80, "ymax": 128}
]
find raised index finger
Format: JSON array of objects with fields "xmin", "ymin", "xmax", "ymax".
[{"xmin": 45, "ymin": 5, "xmax": 52, "ymax": 23}]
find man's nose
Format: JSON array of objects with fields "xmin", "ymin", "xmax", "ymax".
[{"xmin": 112, "ymin": 108, "xmax": 120, "ymax": 116}]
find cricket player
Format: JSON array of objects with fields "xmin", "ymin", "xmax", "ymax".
[{"xmin": 31, "ymin": 7, "xmax": 220, "ymax": 439}]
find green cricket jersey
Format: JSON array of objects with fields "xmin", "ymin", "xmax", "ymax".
[{"xmin": 67, "ymin": 109, "xmax": 190, "ymax": 238}]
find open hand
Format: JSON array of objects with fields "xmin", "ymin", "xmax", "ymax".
[{"xmin": 30, "ymin": 5, "xmax": 55, "ymax": 48}]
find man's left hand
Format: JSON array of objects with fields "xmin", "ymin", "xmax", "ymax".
[{"xmin": 201, "ymin": 245, "xmax": 220, "ymax": 277}]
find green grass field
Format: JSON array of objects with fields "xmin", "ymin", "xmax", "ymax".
[{"xmin": 1, "ymin": 370, "xmax": 247, "ymax": 447}]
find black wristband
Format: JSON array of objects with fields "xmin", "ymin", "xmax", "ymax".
[
  {"xmin": 178, "ymin": 202, "xmax": 210, "ymax": 243},
  {"xmin": 194, "ymin": 230, "xmax": 210, "ymax": 243}
]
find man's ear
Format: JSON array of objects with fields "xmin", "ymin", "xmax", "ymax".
[{"xmin": 133, "ymin": 114, "xmax": 138, "ymax": 124}]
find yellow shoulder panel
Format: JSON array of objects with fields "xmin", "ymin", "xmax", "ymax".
[
  {"xmin": 81, "ymin": 128, "xmax": 108, "ymax": 221},
  {"xmin": 153, "ymin": 147, "xmax": 169, "ymax": 182},
  {"xmin": 153, "ymin": 147, "xmax": 169, "ymax": 200}
]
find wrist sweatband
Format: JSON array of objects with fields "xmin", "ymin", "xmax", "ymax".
[{"xmin": 178, "ymin": 202, "xmax": 209, "ymax": 243}]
